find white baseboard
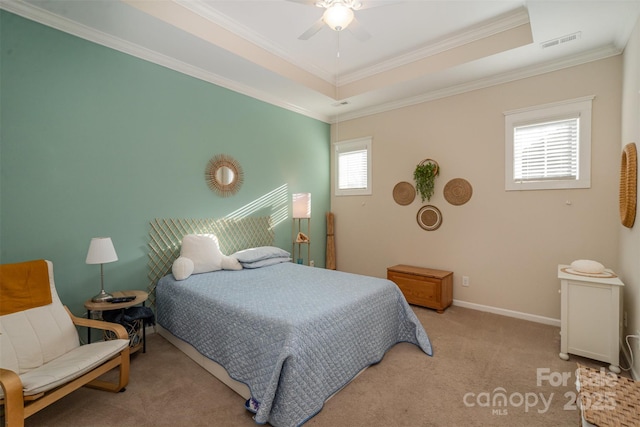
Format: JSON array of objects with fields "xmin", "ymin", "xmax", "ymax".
[{"xmin": 452, "ymin": 299, "xmax": 561, "ymax": 327}]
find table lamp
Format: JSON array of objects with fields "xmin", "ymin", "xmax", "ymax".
[{"xmin": 86, "ymin": 237, "xmax": 118, "ymax": 302}]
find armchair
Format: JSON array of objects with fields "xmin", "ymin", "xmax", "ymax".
[{"xmin": 0, "ymin": 260, "xmax": 130, "ymax": 427}]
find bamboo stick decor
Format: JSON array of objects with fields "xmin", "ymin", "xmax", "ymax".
[
  {"xmin": 620, "ymin": 142, "xmax": 637, "ymax": 228},
  {"xmin": 326, "ymin": 212, "xmax": 336, "ymax": 270}
]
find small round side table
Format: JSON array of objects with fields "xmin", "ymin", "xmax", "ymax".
[{"xmin": 84, "ymin": 290, "xmax": 149, "ymax": 353}]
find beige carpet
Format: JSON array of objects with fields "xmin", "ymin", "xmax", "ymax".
[{"xmin": 24, "ymin": 305, "xmax": 618, "ymax": 426}]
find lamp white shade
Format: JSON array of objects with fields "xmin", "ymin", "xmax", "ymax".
[
  {"xmin": 293, "ymin": 193, "xmax": 311, "ymax": 219},
  {"xmin": 85, "ymin": 237, "xmax": 118, "ymax": 264},
  {"xmin": 323, "ymin": 3, "xmax": 354, "ymax": 31}
]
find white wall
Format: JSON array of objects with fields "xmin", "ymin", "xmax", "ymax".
[
  {"xmin": 330, "ymin": 56, "xmax": 622, "ymax": 322},
  {"xmin": 619, "ymin": 15, "xmax": 640, "ymax": 379}
]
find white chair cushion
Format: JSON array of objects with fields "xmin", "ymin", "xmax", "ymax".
[
  {"xmin": 0, "ymin": 339, "xmax": 129, "ymax": 398},
  {"xmin": 0, "ymin": 259, "xmax": 130, "ymax": 399},
  {"xmin": 0, "ymin": 261, "xmax": 79, "ymax": 375}
]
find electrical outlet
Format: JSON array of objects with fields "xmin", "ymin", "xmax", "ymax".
[
  {"xmin": 462, "ymin": 276, "xmax": 470, "ymax": 287},
  {"xmin": 309, "ymin": 260, "xmax": 315, "ymax": 267}
]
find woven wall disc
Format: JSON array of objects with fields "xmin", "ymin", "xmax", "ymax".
[
  {"xmin": 393, "ymin": 181, "xmax": 416, "ymax": 206},
  {"xmin": 417, "ymin": 205, "xmax": 442, "ymax": 231},
  {"xmin": 620, "ymin": 143, "xmax": 637, "ymax": 228},
  {"xmin": 444, "ymin": 178, "xmax": 473, "ymax": 206}
]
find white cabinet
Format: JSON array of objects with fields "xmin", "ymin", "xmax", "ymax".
[{"xmin": 558, "ymin": 265, "xmax": 624, "ymax": 373}]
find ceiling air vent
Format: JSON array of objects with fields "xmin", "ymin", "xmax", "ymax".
[{"xmin": 541, "ymin": 32, "xmax": 581, "ymax": 49}]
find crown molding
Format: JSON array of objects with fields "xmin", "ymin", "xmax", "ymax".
[
  {"xmin": 332, "ymin": 45, "xmax": 622, "ymax": 123},
  {"xmin": 337, "ymin": 7, "xmax": 531, "ymax": 86},
  {"xmin": 0, "ymin": 0, "xmax": 330, "ymax": 123},
  {"xmin": 174, "ymin": 0, "xmax": 336, "ymax": 84}
]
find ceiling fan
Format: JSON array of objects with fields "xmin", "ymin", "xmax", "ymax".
[{"xmin": 288, "ymin": 0, "xmax": 373, "ymax": 41}]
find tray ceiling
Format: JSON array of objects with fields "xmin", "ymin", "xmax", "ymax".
[{"xmin": 3, "ymin": 0, "xmax": 639, "ymax": 122}]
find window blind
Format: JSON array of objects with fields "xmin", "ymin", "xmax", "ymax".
[
  {"xmin": 513, "ymin": 117, "xmax": 579, "ymax": 182},
  {"xmin": 338, "ymin": 149, "xmax": 367, "ymax": 190}
]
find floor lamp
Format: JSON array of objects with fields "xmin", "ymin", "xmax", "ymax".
[{"xmin": 292, "ymin": 193, "xmax": 311, "ymax": 265}]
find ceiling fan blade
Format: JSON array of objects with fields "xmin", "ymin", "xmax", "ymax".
[
  {"xmin": 286, "ymin": 0, "xmax": 319, "ymax": 6},
  {"xmin": 298, "ymin": 18, "xmax": 325, "ymax": 40},
  {"xmin": 347, "ymin": 18, "xmax": 371, "ymax": 41},
  {"xmin": 287, "ymin": 0, "xmax": 334, "ymax": 8},
  {"xmin": 356, "ymin": 1, "xmax": 403, "ymax": 10}
]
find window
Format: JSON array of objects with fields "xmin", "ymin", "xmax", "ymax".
[
  {"xmin": 505, "ymin": 96, "xmax": 593, "ymax": 191},
  {"xmin": 334, "ymin": 137, "xmax": 372, "ymax": 196}
]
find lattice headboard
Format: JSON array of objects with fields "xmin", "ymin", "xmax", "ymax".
[{"xmin": 147, "ymin": 216, "xmax": 274, "ymax": 306}]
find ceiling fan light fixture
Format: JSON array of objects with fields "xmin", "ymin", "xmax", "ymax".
[{"xmin": 323, "ymin": 3, "xmax": 355, "ymax": 31}]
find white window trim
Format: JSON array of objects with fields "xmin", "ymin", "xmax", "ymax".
[
  {"xmin": 334, "ymin": 136, "xmax": 372, "ymax": 196},
  {"xmin": 504, "ymin": 96, "xmax": 594, "ymax": 191}
]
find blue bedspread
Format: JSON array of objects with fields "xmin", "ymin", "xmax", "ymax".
[{"xmin": 156, "ymin": 262, "xmax": 432, "ymax": 426}]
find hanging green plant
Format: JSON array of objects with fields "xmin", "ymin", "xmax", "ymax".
[{"xmin": 414, "ymin": 159, "xmax": 440, "ymax": 202}]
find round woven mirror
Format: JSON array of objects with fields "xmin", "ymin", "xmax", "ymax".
[{"xmin": 205, "ymin": 154, "xmax": 243, "ymax": 197}]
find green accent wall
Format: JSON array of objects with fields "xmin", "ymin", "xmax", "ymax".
[{"xmin": 0, "ymin": 11, "xmax": 330, "ymax": 314}]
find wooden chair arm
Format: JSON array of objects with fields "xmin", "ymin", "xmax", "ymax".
[
  {"xmin": 64, "ymin": 306, "xmax": 129, "ymax": 340},
  {"xmin": 0, "ymin": 368, "xmax": 25, "ymax": 427}
]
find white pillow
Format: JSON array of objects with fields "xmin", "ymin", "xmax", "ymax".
[
  {"xmin": 172, "ymin": 257, "xmax": 194, "ymax": 280},
  {"xmin": 221, "ymin": 255, "xmax": 242, "ymax": 271},
  {"xmin": 570, "ymin": 259, "xmax": 605, "ymax": 274},
  {"xmin": 232, "ymin": 246, "xmax": 291, "ymax": 263},
  {"xmin": 241, "ymin": 256, "xmax": 291, "ymax": 269},
  {"xmin": 180, "ymin": 234, "xmax": 223, "ymax": 274}
]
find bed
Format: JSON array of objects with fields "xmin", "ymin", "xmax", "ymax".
[{"xmin": 148, "ymin": 217, "xmax": 432, "ymax": 427}]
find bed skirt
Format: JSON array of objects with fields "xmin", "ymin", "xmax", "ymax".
[
  {"xmin": 157, "ymin": 324, "xmax": 251, "ymax": 399},
  {"xmin": 156, "ymin": 324, "xmax": 370, "ymax": 407}
]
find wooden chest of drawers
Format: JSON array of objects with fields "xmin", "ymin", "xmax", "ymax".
[{"xmin": 387, "ymin": 265, "xmax": 453, "ymax": 313}]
